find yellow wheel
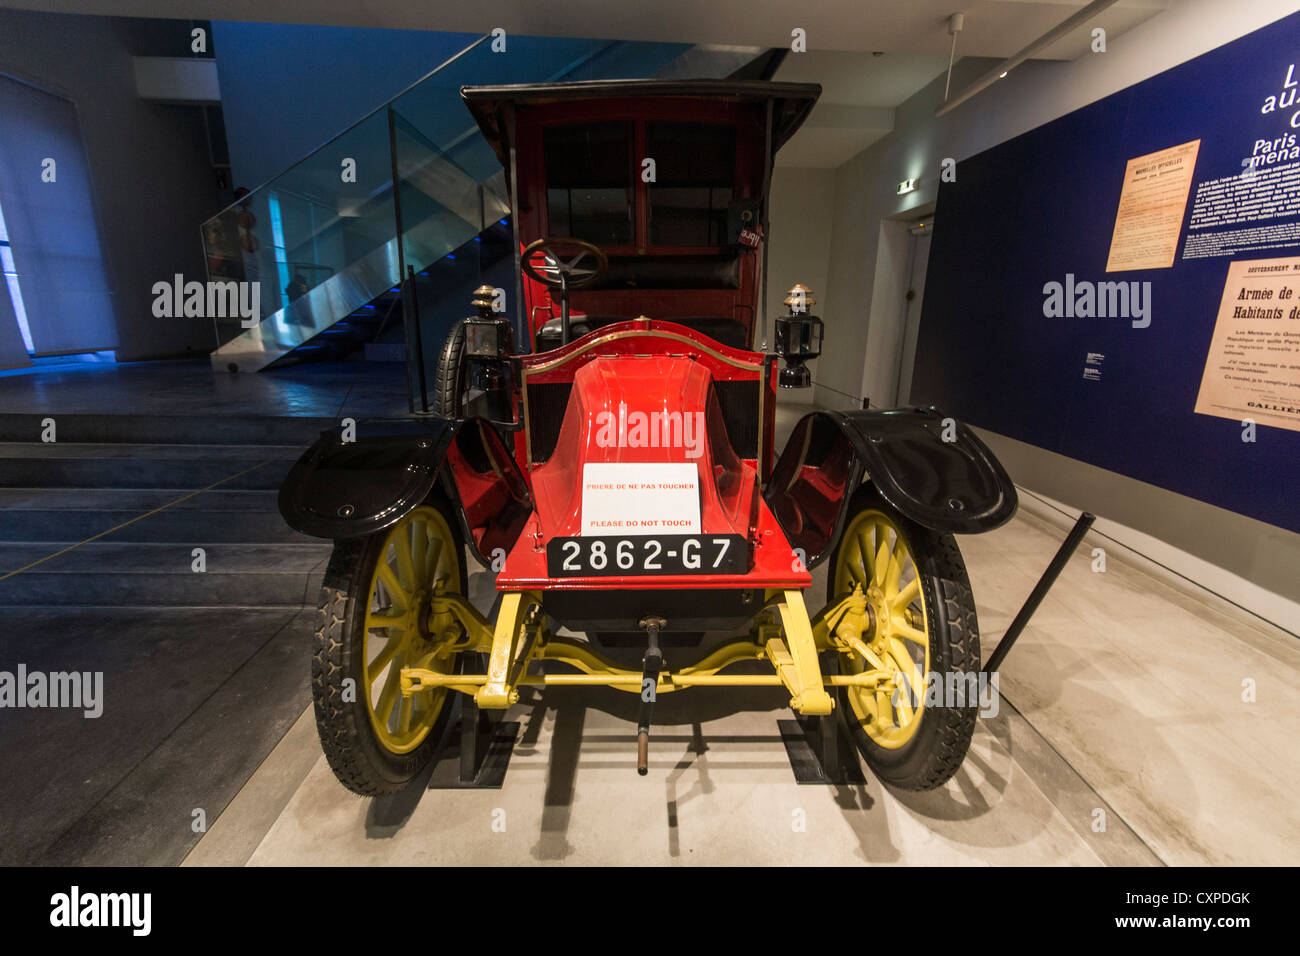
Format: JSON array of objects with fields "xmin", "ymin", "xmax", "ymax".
[
  {"xmin": 833, "ymin": 507, "xmax": 931, "ymax": 750},
  {"xmin": 311, "ymin": 497, "xmax": 467, "ymax": 795},
  {"xmin": 826, "ymin": 487, "xmax": 980, "ymax": 790}
]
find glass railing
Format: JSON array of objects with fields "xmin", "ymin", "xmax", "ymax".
[
  {"xmin": 203, "ymin": 107, "xmax": 403, "ymax": 366},
  {"xmin": 201, "ymin": 32, "xmax": 725, "ymax": 410},
  {"xmin": 202, "ymin": 35, "xmax": 496, "ymax": 378}
]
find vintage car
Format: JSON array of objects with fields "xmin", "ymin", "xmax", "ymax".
[{"xmin": 278, "ymin": 79, "xmax": 1017, "ymax": 796}]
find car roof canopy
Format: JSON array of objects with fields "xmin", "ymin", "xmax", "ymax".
[{"xmin": 460, "ymin": 79, "xmax": 822, "ymax": 170}]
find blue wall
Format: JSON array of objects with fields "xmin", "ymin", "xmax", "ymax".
[
  {"xmin": 912, "ymin": 11, "xmax": 1300, "ymax": 534},
  {"xmin": 211, "ymin": 22, "xmax": 693, "ymax": 192},
  {"xmin": 211, "ymin": 22, "xmax": 477, "ymax": 190}
]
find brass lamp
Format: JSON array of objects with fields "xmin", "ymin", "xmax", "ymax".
[{"xmin": 774, "ymin": 284, "xmax": 823, "ymax": 388}]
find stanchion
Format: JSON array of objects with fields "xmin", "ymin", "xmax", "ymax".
[{"xmin": 983, "ymin": 511, "xmax": 1095, "ymax": 674}]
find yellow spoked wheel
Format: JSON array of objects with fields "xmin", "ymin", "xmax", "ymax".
[
  {"xmin": 311, "ymin": 496, "xmax": 467, "ymax": 796},
  {"xmin": 362, "ymin": 506, "xmax": 460, "ymax": 754},
  {"xmin": 832, "ymin": 508, "xmax": 930, "ymax": 750},
  {"xmin": 826, "ymin": 487, "xmax": 981, "ymax": 791}
]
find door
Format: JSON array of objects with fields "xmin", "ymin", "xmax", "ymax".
[{"xmin": 893, "ymin": 219, "xmax": 932, "ymax": 406}]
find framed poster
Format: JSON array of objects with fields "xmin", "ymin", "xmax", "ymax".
[{"xmin": 1195, "ymin": 256, "xmax": 1300, "ymax": 432}]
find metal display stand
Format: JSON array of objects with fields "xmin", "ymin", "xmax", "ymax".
[
  {"xmin": 428, "ymin": 697, "xmax": 519, "ymax": 790},
  {"xmin": 779, "ymin": 714, "xmax": 866, "ymax": 785}
]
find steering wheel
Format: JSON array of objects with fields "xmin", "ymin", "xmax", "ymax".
[{"xmin": 521, "ymin": 237, "xmax": 608, "ymax": 291}]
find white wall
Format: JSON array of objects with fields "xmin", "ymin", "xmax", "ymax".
[
  {"xmin": 766, "ymin": 165, "xmax": 836, "ymax": 405},
  {"xmin": 816, "ymin": 0, "xmax": 1300, "ymax": 621}
]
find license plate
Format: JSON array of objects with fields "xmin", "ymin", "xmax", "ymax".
[{"xmin": 546, "ymin": 534, "xmax": 749, "ymax": 577}]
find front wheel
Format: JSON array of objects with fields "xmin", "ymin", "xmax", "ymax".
[
  {"xmin": 825, "ymin": 487, "xmax": 981, "ymax": 791},
  {"xmin": 311, "ymin": 498, "xmax": 468, "ymax": 795}
]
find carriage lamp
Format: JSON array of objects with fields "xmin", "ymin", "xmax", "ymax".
[
  {"xmin": 465, "ymin": 285, "xmax": 513, "ymax": 358},
  {"xmin": 465, "ymin": 285, "xmax": 514, "ymax": 421},
  {"xmin": 774, "ymin": 284, "xmax": 823, "ymax": 388}
]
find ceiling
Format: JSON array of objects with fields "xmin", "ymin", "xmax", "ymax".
[
  {"xmin": 769, "ymin": 0, "xmax": 1173, "ymax": 167},
  {"xmin": 1, "ymin": 0, "xmax": 1175, "ymax": 168},
  {"xmin": 0, "ymin": 0, "xmax": 1172, "ymax": 55},
  {"xmin": 774, "ymin": 52, "xmax": 953, "ymax": 167}
]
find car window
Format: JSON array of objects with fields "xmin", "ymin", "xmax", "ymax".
[
  {"xmin": 647, "ymin": 122, "xmax": 735, "ymax": 246},
  {"xmin": 544, "ymin": 121, "xmax": 633, "ymax": 245}
]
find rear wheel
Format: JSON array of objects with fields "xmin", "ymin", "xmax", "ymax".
[
  {"xmin": 825, "ymin": 487, "xmax": 980, "ymax": 791},
  {"xmin": 312, "ymin": 497, "xmax": 468, "ymax": 795}
]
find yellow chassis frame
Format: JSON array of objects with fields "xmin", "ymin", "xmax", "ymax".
[{"xmin": 401, "ymin": 584, "xmax": 894, "ymax": 716}]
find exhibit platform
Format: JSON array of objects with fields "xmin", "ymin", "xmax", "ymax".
[
  {"xmin": 1, "ymin": 359, "xmax": 1296, "ymax": 865},
  {"xmin": 182, "ymin": 501, "xmax": 1298, "ymax": 866}
]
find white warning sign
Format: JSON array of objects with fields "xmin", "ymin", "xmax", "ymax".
[{"xmin": 580, "ymin": 462, "xmax": 701, "ymax": 536}]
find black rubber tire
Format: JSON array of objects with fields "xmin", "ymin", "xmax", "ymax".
[
  {"xmin": 311, "ymin": 493, "xmax": 468, "ymax": 796},
  {"xmin": 433, "ymin": 320, "xmax": 468, "ymax": 418},
  {"xmin": 825, "ymin": 486, "xmax": 980, "ymax": 791}
]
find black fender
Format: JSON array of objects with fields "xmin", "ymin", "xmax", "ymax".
[
  {"xmin": 278, "ymin": 416, "xmax": 531, "ymax": 566},
  {"xmin": 766, "ymin": 407, "xmax": 1017, "ymax": 568}
]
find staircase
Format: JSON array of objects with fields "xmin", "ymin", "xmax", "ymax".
[
  {"xmin": 0, "ymin": 413, "xmax": 334, "ymax": 607},
  {"xmin": 264, "ymin": 217, "xmax": 516, "ymax": 369},
  {"xmin": 0, "ymin": 412, "xmax": 336, "ymax": 864}
]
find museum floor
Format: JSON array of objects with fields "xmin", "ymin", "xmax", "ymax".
[
  {"xmin": 184, "ymin": 507, "xmax": 1295, "ymax": 867},
  {"xmin": 2, "ymin": 358, "xmax": 1296, "ymax": 866}
]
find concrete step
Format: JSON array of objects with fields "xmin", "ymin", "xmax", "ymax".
[
  {"xmin": 0, "ymin": 506, "xmax": 303, "ymax": 543},
  {"xmin": 0, "ymin": 540, "xmax": 330, "ymax": 575},
  {"xmin": 0, "ymin": 442, "xmax": 304, "ymax": 460},
  {"xmin": 0, "ymin": 413, "xmax": 334, "ymax": 445},
  {"xmin": 364, "ymin": 343, "xmax": 406, "ymax": 362},
  {"xmin": 0, "ymin": 487, "xmax": 280, "ymax": 511},
  {"xmin": 0, "ymin": 455, "xmax": 292, "ymax": 490},
  {"xmin": 0, "ymin": 488, "xmax": 301, "ymax": 543},
  {"xmin": 0, "ymin": 541, "xmax": 331, "ymax": 606}
]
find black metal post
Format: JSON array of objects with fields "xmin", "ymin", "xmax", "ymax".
[
  {"xmin": 636, "ymin": 617, "xmax": 666, "ymax": 776},
  {"xmin": 983, "ymin": 511, "xmax": 1095, "ymax": 675},
  {"xmin": 477, "ymin": 183, "xmax": 486, "ymax": 280},
  {"xmin": 757, "ymin": 98, "xmax": 774, "ymax": 352},
  {"xmin": 817, "ymin": 714, "xmax": 842, "ymax": 782},
  {"xmin": 387, "ymin": 105, "xmax": 417, "ymax": 415},
  {"xmin": 558, "ymin": 273, "xmax": 570, "ymax": 346},
  {"xmin": 459, "ymin": 696, "xmax": 480, "ymax": 783},
  {"xmin": 506, "ymin": 105, "xmax": 528, "ymax": 352},
  {"xmin": 406, "ymin": 266, "xmax": 429, "ymax": 414}
]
